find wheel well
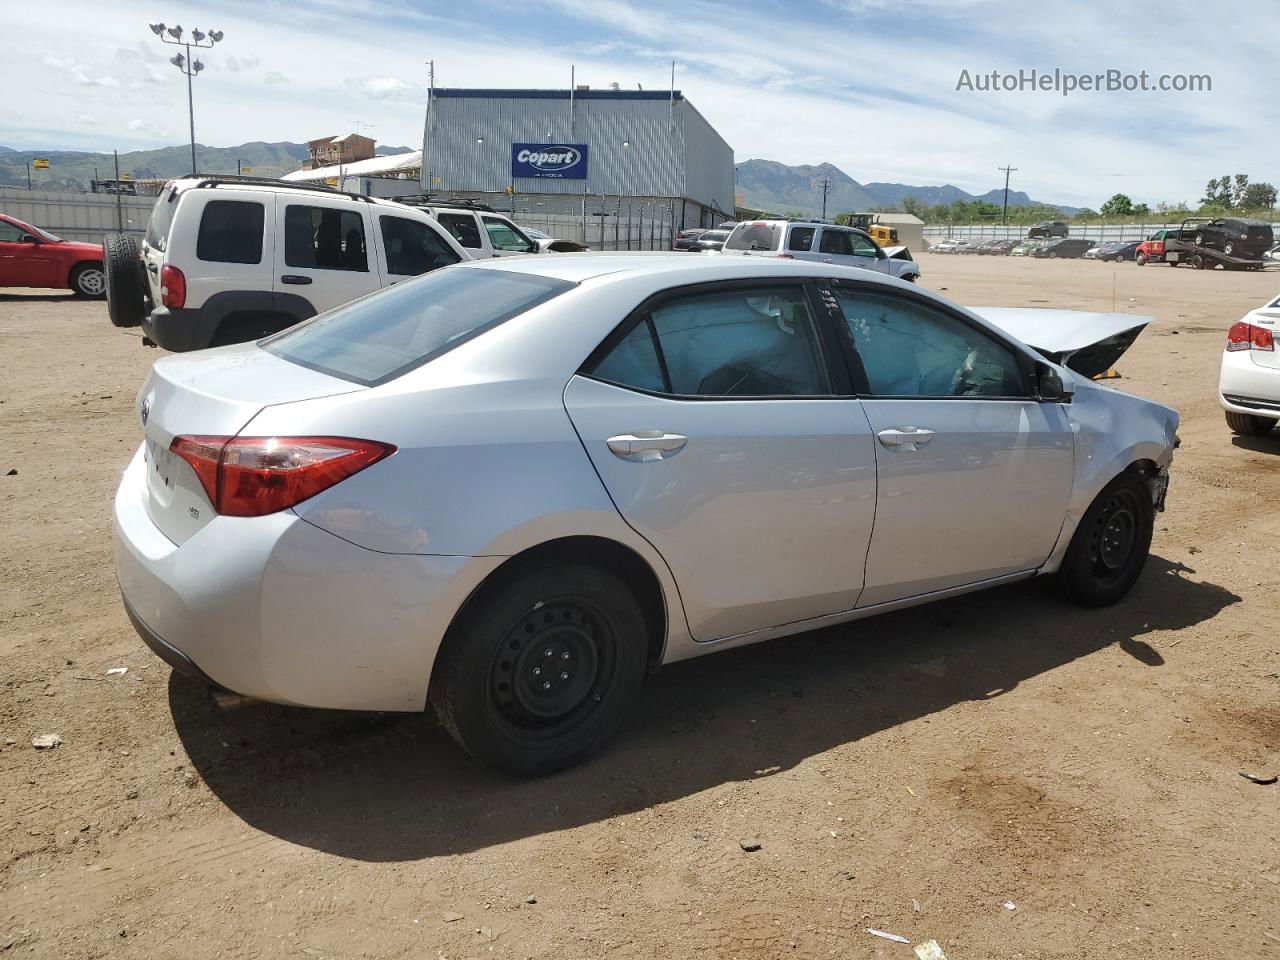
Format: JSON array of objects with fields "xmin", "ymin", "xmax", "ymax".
[
  {"xmin": 450, "ymin": 536, "xmax": 668, "ymax": 672},
  {"xmin": 211, "ymin": 310, "xmax": 297, "ymax": 346},
  {"xmin": 1126, "ymin": 458, "xmax": 1159, "ymax": 480}
]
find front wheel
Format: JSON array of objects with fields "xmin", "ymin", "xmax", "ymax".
[
  {"xmin": 430, "ymin": 564, "xmax": 649, "ymax": 776},
  {"xmin": 1225, "ymin": 411, "xmax": 1277, "ymax": 436},
  {"xmin": 70, "ymin": 262, "xmax": 106, "ymax": 298},
  {"xmin": 1135, "ymin": 252, "xmax": 1148, "ymax": 266},
  {"xmin": 1058, "ymin": 472, "xmax": 1154, "ymax": 607}
]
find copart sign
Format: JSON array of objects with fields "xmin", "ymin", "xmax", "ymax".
[{"xmin": 511, "ymin": 143, "xmax": 589, "ymax": 180}]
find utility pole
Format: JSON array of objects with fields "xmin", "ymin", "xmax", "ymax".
[
  {"xmin": 998, "ymin": 164, "xmax": 1017, "ymax": 226},
  {"xmin": 820, "ymin": 177, "xmax": 831, "ymax": 219},
  {"xmin": 149, "ymin": 21, "xmax": 225, "ymax": 175}
]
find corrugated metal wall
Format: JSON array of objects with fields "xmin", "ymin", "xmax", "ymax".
[
  {"xmin": 0, "ymin": 188, "xmax": 153, "ymax": 241},
  {"xmin": 423, "ymin": 92, "xmax": 734, "ymax": 217}
]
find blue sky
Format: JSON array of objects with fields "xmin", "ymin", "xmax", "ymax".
[{"xmin": 5, "ymin": 0, "xmax": 1275, "ymax": 208}]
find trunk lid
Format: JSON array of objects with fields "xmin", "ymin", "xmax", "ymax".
[
  {"xmin": 136, "ymin": 344, "xmax": 361, "ymax": 544},
  {"xmin": 969, "ymin": 307, "xmax": 1153, "ymax": 379},
  {"xmin": 1246, "ymin": 305, "xmax": 1280, "ymax": 370}
]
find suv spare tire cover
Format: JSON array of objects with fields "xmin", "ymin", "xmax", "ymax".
[{"xmin": 104, "ymin": 233, "xmax": 146, "ymax": 328}]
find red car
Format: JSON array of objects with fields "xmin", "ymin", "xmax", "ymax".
[{"xmin": 0, "ymin": 215, "xmax": 105, "ymax": 297}]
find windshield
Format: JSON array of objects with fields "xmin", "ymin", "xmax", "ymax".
[
  {"xmin": 6, "ymin": 218, "xmax": 61, "ymax": 242},
  {"xmin": 725, "ymin": 223, "xmax": 781, "ymax": 252},
  {"xmin": 263, "ymin": 267, "xmax": 575, "ymax": 386}
]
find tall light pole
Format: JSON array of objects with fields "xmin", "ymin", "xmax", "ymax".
[{"xmin": 149, "ymin": 21, "xmax": 225, "ymax": 175}]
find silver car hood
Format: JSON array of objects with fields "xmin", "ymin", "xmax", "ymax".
[{"xmin": 969, "ymin": 307, "xmax": 1153, "ymax": 378}]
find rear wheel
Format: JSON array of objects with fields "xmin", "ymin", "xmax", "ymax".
[
  {"xmin": 1225, "ymin": 411, "xmax": 1277, "ymax": 436},
  {"xmin": 1058, "ymin": 472, "xmax": 1154, "ymax": 607},
  {"xmin": 69, "ymin": 262, "xmax": 105, "ymax": 298},
  {"xmin": 430, "ymin": 564, "xmax": 649, "ymax": 776},
  {"xmin": 1224, "ymin": 241, "xmax": 1235, "ymax": 256},
  {"xmin": 103, "ymin": 234, "xmax": 146, "ymax": 327}
]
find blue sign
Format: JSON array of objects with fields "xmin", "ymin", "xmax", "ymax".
[{"xmin": 511, "ymin": 143, "xmax": 588, "ymax": 180}]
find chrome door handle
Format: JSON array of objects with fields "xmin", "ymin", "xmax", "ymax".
[
  {"xmin": 877, "ymin": 426, "xmax": 935, "ymax": 450},
  {"xmin": 607, "ymin": 432, "xmax": 688, "ymax": 461},
  {"xmin": 822, "ymin": 257, "xmax": 833, "ymax": 263}
]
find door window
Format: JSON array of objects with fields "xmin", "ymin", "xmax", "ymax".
[
  {"xmin": 818, "ymin": 229, "xmax": 853, "ymax": 256},
  {"xmin": 437, "ymin": 212, "xmax": 483, "ymax": 249},
  {"xmin": 379, "ymin": 215, "xmax": 461, "ymax": 276},
  {"xmin": 482, "ymin": 216, "xmax": 536, "ymax": 253},
  {"xmin": 196, "ymin": 200, "xmax": 264, "ymax": 264},
  {"xmin": 0, "ymin": 221, "xmax": 24, "ymax": 242},
  {"xmin": 835, "ymin": 289, "xmax": 1025, "ymax": 398},
  {"xmin": 787, "ymin": 226, "xmax": 816, "ymax": 251},
  {"xmin": 850, "ymin": 232, "xmax": 880, "ymax": 258},
  {"xmin": 284, "ymin": 205, "xmax": 368, "ymax": 272},
  {"xmin": 590, "ymin": 286, "xmax": 830, "ymax": 397}
]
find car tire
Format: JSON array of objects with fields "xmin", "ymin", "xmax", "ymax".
[
  {"xmin": 1048, "ymin": 252, "xmax": 1058, "ymax": 259},
  {"xmin": 1057, "ymin": 471, "xmax": 1154, "ymax": 608},
  {"xmin": 902, "ymin": 273, "xmax": 917, "ymax": 283},
  {"xmin": 430, "ymin": 563, "xmax": 649, "ymax": 776},
  {"xmin": 1224, "ymin": 411, "xmax": 1277, "ymax": 436},
  {"xmin": 1135, "ymin": 252, "xmax": 1148, "ymax": 266},
  {"xmin": 69, "ymin": 262, "xmax": 106, "ymax": 299},
  {"xmin": 103, "ymin": 234, "xmax": 146, "ymax": 327},
  {"xmin": 1194, "ymin": 232, "xmax": 1204, "ymax": 246}
]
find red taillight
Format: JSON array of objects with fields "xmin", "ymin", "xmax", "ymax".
[
  {"xmin": 160, "ymin": 264, "xmax": 186, "ymax": 309},
  {"xmin": 170, "ymin": 435, "xmax": 395, "ymax": 517},
  {"xmin": 1227, "ymin": 321, "xmax": 1274, "ymax": 352}
]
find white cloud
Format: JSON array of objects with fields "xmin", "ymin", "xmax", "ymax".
[
  {"xmin": 42, "ymin": 54, "xmax": 120, "ymax": 87},
  {"xmin": 264, "ymin": 71, "xmax": 289, "ymax": 85},
  {"xmin": 347, "ymin": 75, "xmax": 423, "ymax": 102},
  {"xmin": 220, "ymin": 55, "xmax": 260, "ymax": 73}
]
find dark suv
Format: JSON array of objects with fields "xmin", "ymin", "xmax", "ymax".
[
  {"xmin": 1028, "ymin": 220, "xmax": 1069, "ymax": 239},
  {"xmin": 1180, "ymin": 217, "xmax": 1274, "ymax": 259}
]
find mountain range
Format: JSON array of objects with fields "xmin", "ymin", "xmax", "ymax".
[
  {"xmin": 735, "ymin": 159, "xmax": 1078, "ymax": 216},
  {"xmin": 0, "ymin": 141, "xmax": 415, "ymax": 191}
]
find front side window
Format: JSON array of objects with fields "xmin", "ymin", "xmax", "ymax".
[
  {"xmin": 437, "ymin": 212, "xmax": 482, "ymax": 249},
  {"xmin": 482, "ymin": 216, "xmax": 535, "ymax": 253},
  {"xmin": 263, "ymin": 268, "xmax": 574, "ymax": 386},
  {"xmin": 284, "ymin": 205, "xmax": 367, "ymax": 272},
  {"xmin": 379, "ymin": 215, "xmax": 461, "ymax": 276},
  {"xmin": 818, "ymin": 229, "xmax": 853, "ymax": 256},
  {"xmin": 590, "ymin": 286, "xmax": 830, "ymax": 397},
  {"xmin": 787, "ymin": 227, "xmax": 816, "ymax": 251},
  {"xmin": 850, "ymin": 232, "xmax": 880, "ymax": 258},
  {"xmin": 0, "ymin": 221, "xmax": 24, "ymax": 243},
  {"xmin": 836, "ymin": 289, "xmax": 1025, "ymax": 398},
  {"xmin": 196, "ymin": 200, "xmax": 264, "ymax": 264}
]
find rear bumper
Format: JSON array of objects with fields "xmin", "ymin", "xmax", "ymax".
[
  {"xmin": 1219, "ymin": 351, "xmax": 1280, "ymax": 417},
  {"xmin": 143, "ymin": 306, "xmax": 220, "ymax": 352},
  {"xmin": 112, "ymin": 446, "xmax": 503, "ymax": 711}
]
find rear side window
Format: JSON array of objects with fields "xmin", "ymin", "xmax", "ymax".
[
  {"xmin": 818, "ymin": 229, "xmax": 853, "ymax": 255},
  {"xmin": 787, "ymin": 227, "xmax": 815, "ymax": 251},
  {"xmin": 145, "ymin": 187, "xmax": 179, "ymax": 251},
  {"xmin": 589, "ymin": 286, "xmax": 830, "ymax": 397},
  {"xmin": 196, "ymin": 200, "xmax": 264, "ymax": 264},
  {"xmin": 263, "ymin": 268, "xmax": 575, "ymax": 386},
  {"xmin": 379, "ymin": 215, "xmax": 461, "ymax": 276},
  {"xmin": 284, "ymin": 205, "xmax": 368, "ymax": 272},
  {"xmin": 437, "ymin": 212, "xmax": 482, "ymax": 249},
  {"xmin": 724, "ymin": 223, "xmax": 781, "ymax": 252}
]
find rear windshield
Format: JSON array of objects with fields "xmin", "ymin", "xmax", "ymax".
[
  {"xmin": 262, "ymin": 267, "xmax": 575, "ymax": 386},
  {"xmin": 725, "ymin": 223, "xmax": 782, "ymax": 251},
  {"xmin": 145, "ymin": 186, "xmax": 180, "ymax": 251}
]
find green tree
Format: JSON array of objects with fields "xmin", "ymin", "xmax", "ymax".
[
  {"xmin": 1201, "ymin": 176, "xmax": 1233, "ymax": 208},
  {"xmin": 1100, "ymin": 193, "xmax": 1134, "ymax": 216},
  {"xmin": 1241, "ymin": 182, "xmax": 1277, "ymax": 210},
  {"xmin": 1132, "ymin": 202, "xmax": 1151, "ymax": 217},
  {"xmin": 1232, "ymin": 174, "xmax": 1250, "ymax": 207},
  {"xmin": 900, "ymin": 195, "xmax": 925, "ymax": 218}
]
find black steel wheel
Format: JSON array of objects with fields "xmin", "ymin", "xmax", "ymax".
[
  {"xmin": 431, "ymin": 564, "xmax": 649, "ymax": 776},
  {"xmin": 1058, "ymin": 472, "xmax": 1154, "ymax": 607}
]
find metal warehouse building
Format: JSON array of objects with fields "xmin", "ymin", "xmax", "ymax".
[{"xmin": 421, "ymin": 88, "xmax": 735, "ymax": 241}]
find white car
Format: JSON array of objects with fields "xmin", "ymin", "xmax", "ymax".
[
  {"xmin": 723, "ymin": 220, "xmax": 920, "ymax": 282},
  {"xmin": 1219, "ymin": 295, "xmax": 1280, "ymax": 435},
  {"xmin": 114, "ymin": 255, "xmax": 1177, "ymax": 775},
  {"xmin": 930, "ymin": 239, "xmax": 971, "ymax": 254},
  {"xmin": 522, "ymin": 226, "xmax": 590, "ymax": 253},
  {"xmin": 105, "ymin": 175, "xmax": 470, "ymax": 351}
]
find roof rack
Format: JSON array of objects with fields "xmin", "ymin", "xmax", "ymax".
[
  {"xmin": 175, "ymin": 173, "xmax": 372, "ymax": 203},
  {"xmin": 389, "ymin": 194, "xmax": 497, "ymax": 213}
]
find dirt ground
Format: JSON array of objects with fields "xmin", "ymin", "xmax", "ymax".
[{"xmin": 2, "ymin": 255, "xmax": 1277, "ymax": 960}]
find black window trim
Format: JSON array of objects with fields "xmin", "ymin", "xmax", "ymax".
[
  {"xmin": 819, "ymin": 276, "xmax": 1042, "ymax": 402},
  {"xmin": 579, "ymin": 277, "xmax": 855, "ymax": 401}
]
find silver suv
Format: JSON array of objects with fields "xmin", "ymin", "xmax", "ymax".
[{"xmin": 723, "ymin": 219, "xmax": 920, "ymax": 282}]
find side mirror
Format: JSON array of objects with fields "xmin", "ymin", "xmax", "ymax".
[
  {"xmin": 1036, "ymin": 361, "xmax": 1074, "ymax": 403},
  {"xmin": 21, "ymin": 234, "xmax": 41, "ymax": 244}
]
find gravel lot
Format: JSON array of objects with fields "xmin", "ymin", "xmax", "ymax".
[{"xmin": 2, "ymin": 255, "xmax": 1277, "ymax": 959}]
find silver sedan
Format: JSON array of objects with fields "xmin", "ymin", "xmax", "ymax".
[{"xmin": 114, "ymin": 255, "xmax": 1178, "ymax": 775}]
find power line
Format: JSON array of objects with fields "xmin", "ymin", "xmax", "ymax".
[
  {"xmin": 998, "ymin": 164, "xmax": 1018, "ymax": 225},
  {"xmin": 819, "ymin": 177, "xmax": 831, "ymax": 219}
]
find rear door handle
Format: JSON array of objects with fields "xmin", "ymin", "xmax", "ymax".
[
  {"xmin": 877, "ymin": 426, "xmax": 935, "ymax": 450},
  {"xmin": 607, "ymin": 432, "xmax": 688, "ymax": 461},
  {"xmin": 280, "ymin": 275, "xmax": 312, "ymax": 285},
  {"xmin": 822, "ymin": 257, "xmax": 833, "ymax": 263}
]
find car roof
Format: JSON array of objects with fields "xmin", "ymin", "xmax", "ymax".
[{"xmin": 452, "ymin": 252, "xmax": 905, "ymax": 286}]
